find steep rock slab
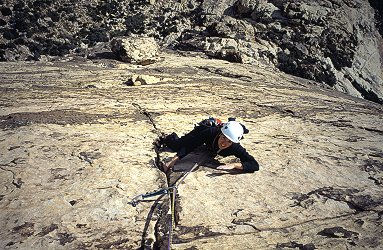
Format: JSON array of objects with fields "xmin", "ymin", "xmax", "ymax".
[{"xmin": 0, "ymin": 52, "xmax": 382, "ymax": 249}]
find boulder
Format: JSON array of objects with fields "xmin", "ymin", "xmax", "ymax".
[{"xmin": 111, "ymin": 36, "xmax": 159, "ymax": 65}]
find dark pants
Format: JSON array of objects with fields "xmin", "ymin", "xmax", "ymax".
[{"xmin": 163, "ymin": 126, "xmax": 206, "ymax": 152}]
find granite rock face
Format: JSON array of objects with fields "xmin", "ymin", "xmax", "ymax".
[
  {"xmin": 0, "ymin": 0, "xmax": 382, "ymax": 104},
  {"xmin": 0, "ymin": 51, "xmax": 382, "ymax": 249},
  {"xmin": 177, "ymin": 0, "xmax": 383, "ymax": 104}
]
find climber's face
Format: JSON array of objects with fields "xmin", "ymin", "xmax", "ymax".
[{"xmin": 218, "ymin": 133, "xmax": 233, "ymax": 150}]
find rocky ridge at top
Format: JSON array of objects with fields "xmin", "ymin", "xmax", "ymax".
[{"xmin": 0, "ymin": 0, "xmax": 382, "ymax": 104}]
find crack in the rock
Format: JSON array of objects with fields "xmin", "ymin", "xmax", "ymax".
[
  {"xmin": 362, "ymin": 126, "xmax": 383, "ymax": 135},
  {"xmin": 132, "ymin": 103, "xmax": 160, "ymax": 132},
  {"xmin": 131, "ymin": 103, "xmax": 172, "ymax": 249},
  {"xmin": 231, "ymin": 219, "xmax": 261, "ymax": 232},
  {"xmin": 151, "ymin": 199, "xmax": 170, "ymax": 250},
  {"xmin": 131, "ymin": 103, "xmax": 167, "ymax": 179},
  {"xmin": 368, "ymin": 176, "xmax": 382, "ymax": 185},
  {"xmin": 150, "ymin": 167, "xmax": 174, "ymax": 249},
  {"xmin": 0, "ymin": 165, "xmax": 20, "ymax": 191}
]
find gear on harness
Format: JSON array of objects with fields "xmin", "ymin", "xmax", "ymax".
[{"xmin": 197, "ymin": 116, "xmax": 223, "ymax": 128}]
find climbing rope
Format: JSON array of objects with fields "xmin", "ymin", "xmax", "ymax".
[
  {"xmin": 168, "ymin": 187, "xmax": 176, "ymax": 249},
  {"xmin": 128, "ymin": 163, "xmax": 199, "ymax": 249}
]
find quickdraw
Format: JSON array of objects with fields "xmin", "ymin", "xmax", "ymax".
[
  {"xmin": 128, "ymin": 163, "xmax": 199, "ymax": 250},
  {"xmin": 128, "ymin": 187, "xmax": 170, "ymax": 207}
]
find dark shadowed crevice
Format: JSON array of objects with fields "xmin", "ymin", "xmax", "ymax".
[
  {"xmin": 0, "ymin": 165, "xmax": 20, "ymax": 192},
  {"xmin": 132, "ymin": 103, "xmax": 160, "ymax": 131},
  {"xmin": 132, "ymin": 102, "xmax": 172, "ymax": 249},
  {"xmin": 350, "ymin": 79, "xmax": 383, "ymax": 105},
  {"xmin": 368, "ymin": 0, "xmax": 383, "ymax": 36}
]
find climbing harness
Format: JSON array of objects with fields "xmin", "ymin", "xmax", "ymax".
[{"xmin": 128, "ymin": 163, "xmax": 199, "ymax": 249}]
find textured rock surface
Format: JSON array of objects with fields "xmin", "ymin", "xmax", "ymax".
[
  {"xmin": 1, "ymin": 51, "xmax": 382, "ymax": 249},
  {"xmin": 0, "ymin": 0, "xmax": 382, "ymax": 104},
  {"xmin": 111, "ymin": 36, "xmax": 159, "ymax": 64}
]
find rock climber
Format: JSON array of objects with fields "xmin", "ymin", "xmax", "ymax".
[{"xmin": 155, "ymin": 117, "xmax": 259, "ymax": 173}]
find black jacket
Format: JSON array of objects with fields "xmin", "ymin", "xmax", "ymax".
[{"xmin": 167, "ymin": 126, "xmax": 259, "ymax": 173}]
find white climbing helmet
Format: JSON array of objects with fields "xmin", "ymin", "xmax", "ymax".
[{"xmin": 221, "ymin": 121, "xmax": 244, "ymax": 143}]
